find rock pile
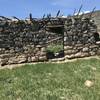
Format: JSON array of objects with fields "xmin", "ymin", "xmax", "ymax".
[{"xmin": 64, "ymin": 17, "xmax": 100, "ymax": 59}]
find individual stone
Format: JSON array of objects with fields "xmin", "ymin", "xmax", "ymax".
[
  {"xmin": 40, "ymin": 52, "xmax": 46, "ymax": 56},
  {"xmin": 41, "ymin": 47, "xmax": 46, "ymax": 52},
  {"xmin": 16, "ymin": 55, "xmax": 27, "ymax": 63},
  {"xmin": 77, "ymin": 46, "xmax": 83, "ymax": 50},
  {"xmin": 31, "ymin": 56, "xmax": 38, "ymax": 62},
  {"xmin": 81, "ymin": 52, "xmax": 90, "ymax": 57},
  {"xmin": 82, "ymin": 47, "xmax": 89, "ymax": 52},
  {"xmin": 89, "ymin": 51, "xmax": 96, "ymax": 56},
  {"xmin": 84, "ymin": 80, "xmax": 94, "ymax": 87},
  {"xmin": 64, "ymin": 50, "xmax": 77, "ymax": 55},
  {"xmin": 36, "ymin": 45, "xmax": 42, "ymax": 48},
  {"xmin": 64, "ymin": 50, "xmax": 72, "ymax": 55},
  {"xmin": 75, "ymin": 44, "xmax": 83, "ymax": 47},
  {"xmin": 64, "ymin": 35, "xmax": 68, "ymax": 40},
  {"xmin": 35, "ymin": 51, "xmax": 41, "ymax": 56},
  {"xmin": 39, "ymin": 56, "xmax": 47, "ymax": 61},
  {"xmin": 97, "ymin": 49, "xmax": 100, "ymax": 55},
  {"xmin": 89, "ymin": 45, "xmax": 98, "ymax": 49},
  {"xmin": 8, "ymin": 56, "xmax": 18, "ymax": 64},
  {"xmin": 65, "ymin": 54, "xmax": 75, "ymax": 59},
  {"xmin": 34, "ymin": 48, "xmax": 39, "ymax": 53},
  {"xmin": 0, "ymin": 54, "xmax": 11, "ymax": 58},
  {"xmin": 10, "ymin": 49, "xmax": 15, "ymax": 53},
  {"xmin": 27, "ymin": 57, "xmax": 32, "ymax": 62},
  {"xmin": 96, "ymin": 41, "xmax": 100, "ymax": 45},
  {"xmin": 0, "ymin": 58, "xmax": 8, "ymax": 66},
  {"xmin": 64, "ymin": 46, "xmax": 73, "ymax": 50},
  {"xmin": 74, "ymin": 52, "xmax": 82, "ymax": 58}
]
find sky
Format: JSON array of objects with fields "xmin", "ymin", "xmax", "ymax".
[{"xmin": 0, "ymin": 0, "xmax": 100, "ymax": 19}]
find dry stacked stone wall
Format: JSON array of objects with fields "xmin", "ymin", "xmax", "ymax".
[
  {"xmin": 64, "ymin": 17, "xmax": 100, "ymax": 59},
  {"xmin": 0, "ymin": 16, "xmax": 100, "ymax": 66},
  {"xmin": 0, "ymin": 20, "xmax": 48, "ymax": 65}
]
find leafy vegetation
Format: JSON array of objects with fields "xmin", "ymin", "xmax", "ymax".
[
  {"xmin": 46, "ymin": 44, "xmax": 63, "ymax": 53},
  {"xmin": 0, "ymin": 58, "xmax": 100, "ymax": 100}
]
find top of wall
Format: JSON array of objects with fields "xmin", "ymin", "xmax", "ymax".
[
  {"xmin": 83, "ymin": 10, "xmax": 100, "ymax": 33},
  {"xmin": 0, "ymin": 10, "xmax": 100, "ymax": 33}
]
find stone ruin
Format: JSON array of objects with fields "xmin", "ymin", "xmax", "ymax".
[
  {"xmin": 64, "ymin": 17, "xmax": 100, "ymax": 59},
  {"xmin": 0, "ymin": 16, "xmax": 63, "ymax": 66},
  {"xmin": 0, "ymin": 12, "xmax": 100, "ymax": 66}
]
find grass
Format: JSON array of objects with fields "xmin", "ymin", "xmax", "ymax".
[
  {"xmin": 46, "ymin": 44, "xmax": 63, "ymax": 53},
  {"xmin": 0, "ymin": 58, "xmax": 100, "ymax": 100}
]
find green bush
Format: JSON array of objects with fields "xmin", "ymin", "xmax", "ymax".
[{"xmin": 46, "ymin": 44, "xmax": 63, "ymax": 53}]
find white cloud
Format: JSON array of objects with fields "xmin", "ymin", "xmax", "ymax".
[
  {"xmin": 84, "ymin": 11, "xmax": 90, "ymax": 13},
  {"xmin": 50, "ymin": 0, "xmax": 87, "ymax": 8},
  {"xmin": 74, "ymin": 10, "xmax": 90, "ymax": 15},
  {"xmin": 51, "ymin": 0, "xmax": 69, "ymax": 6}
]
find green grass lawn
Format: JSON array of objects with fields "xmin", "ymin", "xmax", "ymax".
[{"xmin": 0, "ymin": 58, "xmax": 100, "ymax": 100}]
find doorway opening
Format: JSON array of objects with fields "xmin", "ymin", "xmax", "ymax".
[{"xmin": 46, "ymin": 26, "xmax": 64, "ymax": 59}]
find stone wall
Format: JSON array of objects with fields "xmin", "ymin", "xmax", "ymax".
[
  {"xmin": 0, "ymin": 20, "xmax": 48, "ymax": 65},
  {"xmin": 64, "ymin": 17, "xmax": 100, "ymax": 59},
  {"xmin": 0, "ymin": 16, "xmax": 100, "ymax": 66},
  {"xmin": 84, "ymin": 10, "xmax": 100, "ymax": 33}
]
